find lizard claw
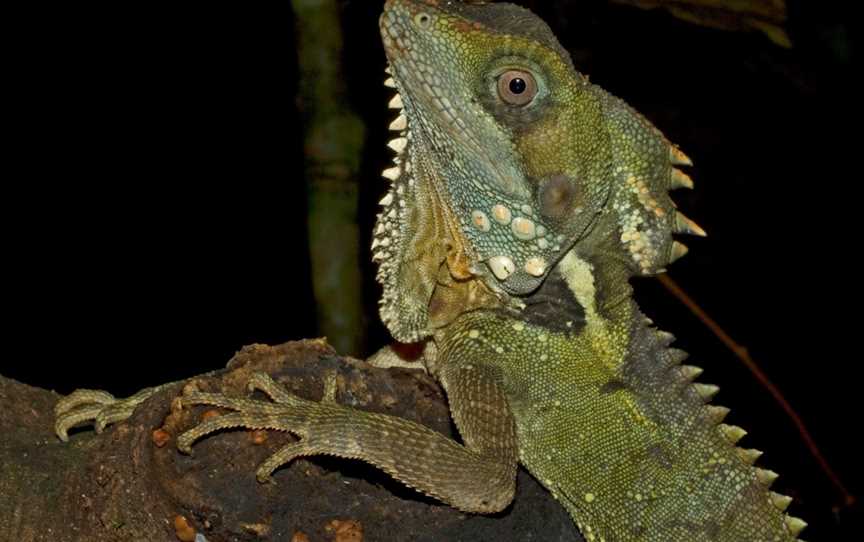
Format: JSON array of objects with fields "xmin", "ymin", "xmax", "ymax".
[{"xmin": 54, "ymin": 386, "xmax": 161, "ymax": 441}]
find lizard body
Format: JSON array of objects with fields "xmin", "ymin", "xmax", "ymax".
[
  {"xmin": 55, "ymin": 1, "xmax": 806, "ymax": 540},
  {"xmin": 371, "ymin": 3, "xmax": 804, "ymax": 537}
]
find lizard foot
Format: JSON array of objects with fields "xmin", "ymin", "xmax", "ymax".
[
  {"xmin": 178, "ymin": 369, "xmax": 518, "ymax": 513},
  {"xmin": 177, "ymin": 372, "xmax": 340, "ymax": 483},
  {"xmin": 54, "ymin": 386, "xmax": 162, "ymax": 442}
]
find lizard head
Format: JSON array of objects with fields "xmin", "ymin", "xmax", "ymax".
[{"xmin": 375, "ymin": 0, "xmax": 701, "ymax": 340}]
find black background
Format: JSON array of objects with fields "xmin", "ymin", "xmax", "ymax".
[{"xmin": 3, "ymin": 1, "xmax": 858, "ymax": 539}]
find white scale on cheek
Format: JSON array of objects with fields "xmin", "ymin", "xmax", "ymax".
[
  {"xmin": 488, "ymin": 256, "xmax": 516, "ymax": 280},
  {"xmin": 524, "ymin": 257, "xmax": 547, "ymax": 277},
  {"xmin": 511, "ymin": 217, "xmax": 537, "ymax": 241},
  {"xmin": 471, "ymin": 210, "xmax": 491, "ymax": 232},
  {"xmin": 492, "ymin": 204, "xmax": 512, "ymax": 225}
]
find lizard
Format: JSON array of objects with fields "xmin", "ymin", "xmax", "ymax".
[{"xmin": 54, "ymin": 0, "xmax": 808, "ymax": 540}]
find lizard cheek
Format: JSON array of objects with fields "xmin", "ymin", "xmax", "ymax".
[{"xmin": 538, "ymin": 175, "xmax": 581, "ymax": 220}]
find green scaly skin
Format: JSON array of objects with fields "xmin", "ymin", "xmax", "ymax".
[{"xmin": 54, "ymin": 1, "xmax": 807, "ymax": 540}]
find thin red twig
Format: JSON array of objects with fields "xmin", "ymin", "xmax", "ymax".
[{"xmin": 657, "ymin": 273, "xmax": 855, "ymax": 508}]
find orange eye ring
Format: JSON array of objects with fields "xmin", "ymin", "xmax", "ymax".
[{"xmin": 497, "ymin": 70, "xmax": 537, "ymax": 106}]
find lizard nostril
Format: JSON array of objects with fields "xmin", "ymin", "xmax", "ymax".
[{"xmin": 414, "ymin": 12, "xmax": 433, "ymax": 28}]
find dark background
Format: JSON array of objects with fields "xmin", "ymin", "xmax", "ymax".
[{"xmin": 4, "ymin": 0, "xmax": 857, "ymax": 539}]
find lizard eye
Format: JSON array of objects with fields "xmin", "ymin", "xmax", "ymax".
[{"xmin": 497, "ymin": 70, "xmax": 537, "ymax": 106}]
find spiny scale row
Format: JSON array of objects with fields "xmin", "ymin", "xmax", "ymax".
[
  {"xmin": 381, "ymin": 71, "xmax": 409, "ymax": 186},
  {"xmin": 673, "ymin": 350, "xmax": 807, "ymax": 539},
  {"xmin": 666, "ymin": 145, "xmax": 701, "ymax": 266}
]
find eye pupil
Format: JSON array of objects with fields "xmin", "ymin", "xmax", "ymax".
[
  {"xmin": 509, "ymin": 78, "xmax": 527, "ymax": 94},
  {"xmin": 497, "ymin": 70, "xmax": 537, "ymax": 106}
]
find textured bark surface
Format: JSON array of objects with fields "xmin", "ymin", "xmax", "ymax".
[{"xmin": 0, "ymin": 340, "xmax": 580, "ymax": 542}]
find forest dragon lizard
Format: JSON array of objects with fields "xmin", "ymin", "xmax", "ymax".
[{"xmin": 54, "ymin": 0, "xmax": 807, "ymax": 540}]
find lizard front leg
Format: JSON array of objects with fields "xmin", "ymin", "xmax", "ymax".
[{"xmin": 178, "ymin": 363, "xmax": 518, "ymax": 514}]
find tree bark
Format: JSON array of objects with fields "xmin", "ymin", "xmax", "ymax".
[{"xmin": 0, "ymin": 340, "xmax": 581, "ymax": 542}]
